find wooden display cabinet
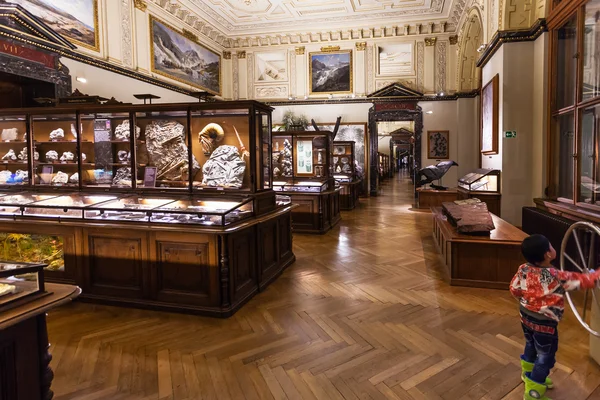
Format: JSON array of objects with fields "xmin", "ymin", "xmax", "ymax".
[
  {"xmin": 333, "ymin": 141, "xmax": 361, "ymax": 210},
  {"xmin": 272, "ymin": 131, "xmax": 341, "ymax": 234},
  {"xmin": 0, "ymin": 101, "xmax": 295, "ymax": 317},
  {"xmin": 457, "ymin": 169, "xmax": 502, "ymax": 216}
]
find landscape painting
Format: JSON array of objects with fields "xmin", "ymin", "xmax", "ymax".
[
  {"xmin": 255, "ymin": 51, "xmax": 287, "ymax": 82},
  {"xmin": 427, "ymin": 131, "xmax": 449, "ymax": 159},
  {"xmin": 8, "ymin": 0, "xmax": 98, "ymax": 49},
  {"xmin": 481, "ymin": 74, "xmax": 499, "ymax": 155},
  {"xmin": 150, "ymin": 16, "xmax": 221, "ymax": 95},
  {"xmin": 378, "ymin": 43, "xmax": 413, "ymax": 76},
  {"xmin": 309, "ymin": 50, "xmax": 352, "ymax": 94}
]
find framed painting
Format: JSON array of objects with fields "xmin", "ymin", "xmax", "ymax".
[
  {"xmin": 427, "ymin": 131, "xmax": 449, "ymax": 159},
  {"xmin": 377, "ymin": 42, "xmax": 414, "ymax": 76},
  {"xmin": 8, "ymin": 0, "xmax": 99, "ymax": 50},
  {"xmin": 309, "ymin": 50, "xmax": 353, "ymax": 94},
  {"xmin": 150, "ymin": 16, "xmax": 221, "ymax": 95},
  {"xmin": 481, "ymin": 74, "xmax": 499, "ymax": 155},
  {"xmin": 255, "ymin": 51, "xmax": 288, "ymax": 82}
]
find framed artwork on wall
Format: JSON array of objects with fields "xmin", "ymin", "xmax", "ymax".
[
  {"xmin": 8, "ymin": 0, "xmax": 99, "ymax": 50},
  {"xmin": 376, "ymin": 43, "xmax": 414, "ymax": 76},
  {"xmin": 481, "ymin": 74, "xmax": 499, "ymax": 155},
  {"xmin": 255, "ymin": 51, "xmax": 288, "ymax": 82},
  {"xmin": 309, "ymin": 50, "xmax": 353, "ymax": 94},
  {"xmin": 427, "ymin": 130, "xmax": 449, "ymax": 159},
  {"xmin": 149, "ymin": 16, "xmax": 221, "ymax": 95}
]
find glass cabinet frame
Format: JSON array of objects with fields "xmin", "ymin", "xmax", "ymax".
[
  {"xmin": 332, "ymin": 141, "xmax": 356, "ymax": 183},
  {"xmin": 458, "ymin": 169, "xmax": 501, "ymax": 193},
  {"xmin": 0, "ymin": 260, "xmax": 46, "ymax": 308},
  {"xmin": 0, "ymin": 101, "xmax": 273, "ymax": 194}
]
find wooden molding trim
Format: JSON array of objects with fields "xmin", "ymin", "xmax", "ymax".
[{"xmin": 476, "ymin": 19, "xmax": 547, "ymax": 69}]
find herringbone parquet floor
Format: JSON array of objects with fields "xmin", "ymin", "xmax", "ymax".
[{"xmin": 47, "ymin": 173, "xmax": 600, "ymax": 400}]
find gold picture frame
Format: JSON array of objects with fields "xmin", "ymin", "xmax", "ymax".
[
  {"xmin": 149, "ymin": 15, "xmax": 221, "ymax": 95},
  {"xmin": 309, "ymin": 49, "xmax": 353, "ymax": 95},
  {"xmin": 8, "ymin": 0, "xmax": 99, "ymax": 51}
]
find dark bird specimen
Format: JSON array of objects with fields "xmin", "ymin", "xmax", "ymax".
[{"xmin": 417, "ymin": 160, "xmax": 458, "ymax": 190}]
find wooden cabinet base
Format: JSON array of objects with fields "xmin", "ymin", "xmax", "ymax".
[
  {"xmin": 431, "ymin": 207, "xmax": 526, "ymax": 289},
  {"xmin": 0, "ymin": 208, "xmax": 295, "ymax": 318},
  {"xmin": 457, "ymin": 189, "xmax": 502, "ymax": 216},
  {"xmin": 284, "ymin": 189, "xmax": 341, "ymax": 234},
  {"xmin": 339, "ymin": 181, "xmax": 361, "ymax": 211},
  {"xmin": 417, "ymin": 188, "xmax": 458, "ymax": 209}
]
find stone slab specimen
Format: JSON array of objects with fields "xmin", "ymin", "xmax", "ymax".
[
  {"xmin": 442, "ymin": 201, "xmax": 495, "ymax": 234},
  {"xmin": 201, "ymin": 145, "xmax": 246, "ymax": 188}
]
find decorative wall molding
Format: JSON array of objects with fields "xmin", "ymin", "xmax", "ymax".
[
  {"xmin": 436, "ymin": 40, "xmax": 447, "ymax": 92},
  {"xmin": 457, "ymin": 9, "xmax": 483, "ymax": 91},
  {"xmin": 223, "ymin": 51, "xmax": 231, "ymax": 60},
  {"xmin": 121, "ymin": 0, "xmax": 133, "ymax": 68},
  {"xmin": 425, "ymin": 37, "xmax": 438, "ymax": 46},
  {"xmin": 247, "ymin": 52, "xmax": 254, "ymax": 100},
  {"xmin": 237, "ymin": 51, "xmax": 246, "ymax": 59},
  {"xmin": 182, "ymin": 29, "xmax": 198, "ymax": 42},
  {"xmin": 289, "ymin": 49, "xmax": 296, "ymax": 96},
  {"xmin": 476, "ymin": 19, "xmax": 547, "ymax": 68},
  {"xmin": 355, "ymin": 42, "xmax": 367, "ymax": 51},
  {"xmin": 417, "ymin": 41, "xmax": 425, "ymax": 91},
  {"xmin": 255, "ymin": 85, "xmax": 288, "ymax": 99},
  {"xmin": 133, "ymin": 0, "xmax": 147, "ymax": 12},
  {"xmin": 366, "ymin": 46, "xmax": 374, "ymax": 94},
  {"xmin": 375, "ymin": 79, "xmax": 417, "ymax": 91},
  {"xmin": 295, "ymin": 46, "xmax": 305, "ymax": 55},
  {"xmin": 449, "ymin": 35, "xmax": 459, "ymax": 45},
  {"xmin": 232, "ymin": 53, "xmax": 239, "ymax": 100}
]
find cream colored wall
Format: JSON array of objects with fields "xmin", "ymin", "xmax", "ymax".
[
  {"xmin": 481, "ymin": 46, "xmax": 504, "ymax": 171},
  {"xmin": 532, "ymin": 33, "xmax": 548, "ymax": 199}
]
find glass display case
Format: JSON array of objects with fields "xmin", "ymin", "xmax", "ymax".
[
  {"xmin": 332, "ymin": 141, "xmax": 356, "ymax": 183},
  {"xmin": 272, "ymin": 131, "xmax": 332, "ymax": 193},
  {"xmin": 0, "ymin": 114, "xmax": 29, "ymax": 187},
  {"xmin": 458, "ymin": 169, "xmax": 500, "ymax": 193},
  {"xmin": 0, "ymin": 261, "xmax": 46, "ymax": 307}
]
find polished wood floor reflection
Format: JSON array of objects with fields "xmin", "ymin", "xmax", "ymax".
[{"xmin": 47, "ymin": 174, "xmax": 600, "ymax": 400}]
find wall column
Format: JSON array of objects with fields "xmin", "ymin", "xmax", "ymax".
[
  {"xmin": 355, "ymin": 42, "xmax": 367, "ymax": 96},
  {"xmin": 295, "ymin": 46, "xmax": 307, "ymax": 98},
  {"xmin": 424, "ymin": 37, "xmax": 436, "ymax": 94},
  {"xmin": 447, "ymin": 35, "xmax": 458, "ymax": 93},
  {"xmin": 222, "ymin": 51, "xmax": 233, "ymax": 100},
  {"xmin": 237, "ymin": 51, "xmax": 248, "ymax": 99},
  {"xmin": 106, "ymin": 0, "xmax": 123, "ymax": 64}
]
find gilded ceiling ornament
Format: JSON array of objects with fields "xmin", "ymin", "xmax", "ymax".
[
  {"xmin": 424, "ymin": 37, "xmax": 437, "ymax": 46},
  {"xmin": 449, "ymin": 35, "xmax": 458, "ymax": 45},
  {"xmin": 133, "ymin": 0, "xmax": 147, "ymax": 11},
  {"xmin": 355, "ymin": 42, "xmax": 367, "ymax": 51},
  {"xmin": 223, "ymin": 51, "xmax": 232, "ymax": 60},
  {"xmin": 237, "ymin": 51, "xmax": 247, "ymax": 59},
  {"xmin": 295, "ymin": 46, "xmax": 305, "ymax": 55},
  {"xmin": 320, "ymin": 45, "xmax": 341, "ymax": 52}
]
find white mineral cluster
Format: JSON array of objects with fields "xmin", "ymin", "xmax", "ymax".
[
  {"xmin": 60, "ymin": 151, "xmax": 75, "ymax": 162},
  {"xmin": 49, "ymin": 128, "xmax": 65, "ymax": 140},
  {"xmin": 45, "ymin": 150, "xmax": 58, "ymax": 162},
  {"xmin": 51, "ymin": 171, "xmax": 69, "ymax": 184},
  {"xmin": 1, "ymin": 128, "xmax": 18, "ymax": 141},
  {"xmin": 2, "ymin": 149, "xmax": 16, "ymax": 161},
  {"xmin": 114, "ymin": 120, "xmax": 140, "ymax": 140}
]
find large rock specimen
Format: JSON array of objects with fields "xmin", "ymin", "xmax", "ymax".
[
  {"xmin": 112, "ymin": 167, "xmax": 132, "ymax": 186},
  {"xmin": 201, "ymin": 145, "xmax": 246, "ymax": 188},
  {"xmin": 442, "ymin": 200, "xmax": 495, "ymax": 234},
  {"xmin": 145, "ymin": 120, "xmax": 200, "ymax": 182},
  {"xmin": 114, "ymin": 120, "xmax": 140, "ymax": 140}
]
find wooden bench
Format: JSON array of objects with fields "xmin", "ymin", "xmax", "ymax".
[{"xmin": 431, "ymin": 207, "xmax": 526, "ymax": 289}]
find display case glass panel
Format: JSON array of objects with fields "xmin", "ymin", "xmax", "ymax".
[
  {"xmin": 555, "ymin": 15, "xmax": 578, "ymax": 110},
  {"xmin": 135, "ymin": 109, "xmax": 190, "ymax": 190},
  {"xmin": 83, "ymin": 196, "xmax": 174, "ymax": 222},
  {"xmin": 258, "ymin": 111, "xmax": 272, "ymax": 190},
  {"xmin": 458, "ymin": 169, "xmax": 500, "ymax": 192},
  {"xmin": 32, "ymin": 113, "xmax": 78, "ymax": 187},
  {"xmin": 22, "ymin": 194, "xmax": 117, "ymax": 219},
  {"xmin": 332, "ymin": 141, "xmax": 355, "ymax": 183},
  {"xmin": 80, "ymin": 112, "xmax": 132, "ymax": 188},
  {"xmin": 0, "ymin": 261, "xmax": 46, "ymax": 307},
  {"xmin": 151, "ymin": 197, "xmax": 253, "ymax": 225},
  {"xmin": 191, "ymin": 108, "xmax": 251, "ymax": 192},
  {"xmin": 0, "ymin": 114, "xmax": 28, "ymax": 187},
  {"xmin": 583, "ymin": 0, "xmax": 600, "ymax": 102},
  {"xmin": 0, "ymin": 233, "xmax": 64, "ymax": 272}
]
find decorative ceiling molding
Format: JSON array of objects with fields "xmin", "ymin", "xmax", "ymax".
[{"xmin": 148, "ymin": 0, "xmax": 463, "ymax": 49}]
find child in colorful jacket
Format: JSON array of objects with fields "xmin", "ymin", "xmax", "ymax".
[{"xmin": 510, "ymin": 234, "xmax": 600, "ymax": 400}]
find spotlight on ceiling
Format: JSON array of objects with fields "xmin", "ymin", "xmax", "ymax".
[{"xmin": 76, "ymin": 77, "xmax": 87, "ymax": 83}]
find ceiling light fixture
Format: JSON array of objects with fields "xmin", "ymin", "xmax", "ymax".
[
  {"xmin": 76, "ymin": 77, "xmax": 87, "ymax": 83},
  {"xmin": 426, "ymin": 111, "xmax": 433, "ymax": 114}
]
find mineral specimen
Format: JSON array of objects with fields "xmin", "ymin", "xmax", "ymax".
[
  {"xmin": 198, "ymin": 123, "xmax": 224, "ymax": 155},
  {"xmin": 201, "ymin": 145, "xmax": 246, "ymax": 188},
  {"xmin": 114, "ymin": 120, "xmax": 140, "ymax": 140},
  {"xmin": 281, "ymin": 139, "xmax": 293, "ymax": 177},
  {"xmin": 70, "ymin": 123, "xmax": 81, "ymax": 139},
  {"xmin": 0, "ymin": 171, "xmax": 11, "ymax": 183},
  {"xmin": 117, "ymin": 150, "xmax": 129, "ymax": 162},
  {"xmin": 81, "ymin": 153, "xmax": 87, "ymax": 162},
  {"xmin": 45, "ymin": 151, "xmax": 58, "ymax": 162},
  {"xmin": 34, "ymin": 151, "xmax": 39, "ymax": 161},
  {"xmin": 273, "ymin": 166, "xmax": 281, "ymax": 177},
  {"xmin": 17, "ymin": 148, "xmax": 27, "ymax": 161},
  {"xmin": 49, "ymin": 128, "xmax": 65, "ymax": 140},
  {"xmin": 60, "ymin": 151, "xmax": 75, "ymax": 162},
  {"xmin": 1, "ymin": 128, "xmax": 18, "ymax": 141},
  {"xmin": 145, "ymin": 120, "xmax": 200, "ymax": 181},
  {"xmin": 14, "ymin": 170, "xmax": 27, "ymax": 182},
  {"xmin": 2, "ymin": 149, "xmax": 16, "ymax": 161},
  {"xmin": 112, "ymin": 167, "xmax": 132, "ymax": 186},
  {"xmin": 335, "ymin": 165, "xmax": 342, "ymax": 173},
  {"xmin": 52, "ymin": 171, "xmax": 69, "ymax": 184},
  {"xmin": 69, "ymin": 173, "xmax": 79, "ymax": 184}
]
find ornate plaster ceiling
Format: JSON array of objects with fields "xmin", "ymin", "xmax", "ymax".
[{"xmin": 183, "ymin": 0, "xmax": 454, "ymax": 36}]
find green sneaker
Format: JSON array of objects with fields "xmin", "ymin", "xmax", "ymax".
[
  {"xmin": 520, "ymin": 358, "xmax": 553, "ymax": 389},
  {"xmin": 523, "ymin": 373, "xmax": 552, "ymax": 400}
]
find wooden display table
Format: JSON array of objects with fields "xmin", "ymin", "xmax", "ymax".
[
  {"xmin": 0, "ymin": 283, "xmax": 80, "ymax": 400},
  {"xmin": 417, "ymin": 188, "xmax": 458, "ymax": 209},
  {"xmin": 431, "ymin": 207, "xmax": 526, "ymax": 289}
]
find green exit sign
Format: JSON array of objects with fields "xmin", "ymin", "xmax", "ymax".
[{"xmin": 504, "ymin": 131, "xmax": 517, "ymax": 138}]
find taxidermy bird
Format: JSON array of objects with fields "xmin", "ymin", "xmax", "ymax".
[{"xmin": 417, "ymin": 160, "xmax": 458, "ymax": 190}]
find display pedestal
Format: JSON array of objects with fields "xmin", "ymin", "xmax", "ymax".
[
  {"xmin": 0, "ymin": 283, "xmax": 80, "ymax": 400},
  {"xmin": 283, "ymin": 188, "xmax": 341, "ymax": 234},
  {"xmin": 0, "ymin": 207, "xmax": 295, "ymax": 317},
  {"xmin": 431, "ymin": 207, "xmax": 526, "ymax": 289},
  {"xmin": 339, "ymin": 180, "xmax": 361, "ymax": 211},
  {"xmin": 417, "ymin": 187, "xmax": 458, "ymax": 209}
]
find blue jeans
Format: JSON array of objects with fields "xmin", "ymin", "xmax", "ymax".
[{"xmin": 520, "ymin": 312, "xmax": 559, "ymax": 384}]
